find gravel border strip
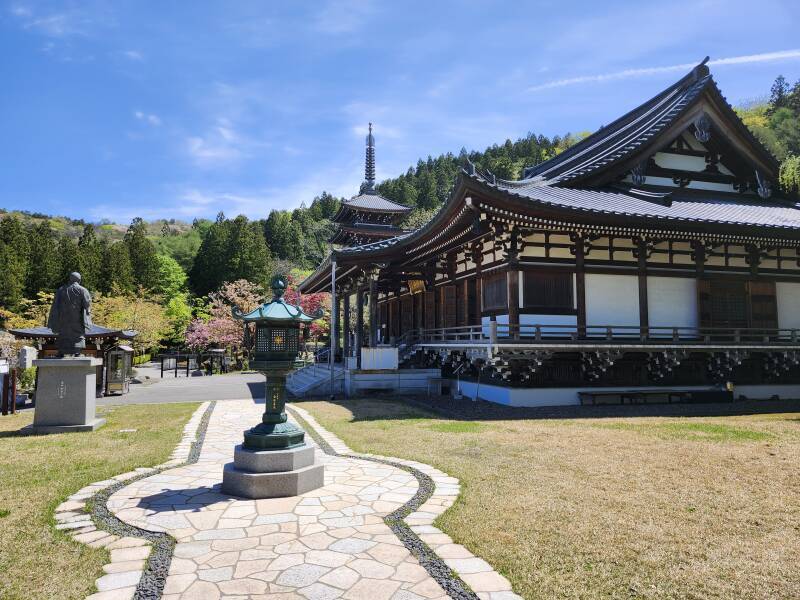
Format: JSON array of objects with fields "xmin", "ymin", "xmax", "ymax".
[
  {"xmin": 90, "ymin": 401, "xmax": 216, "ymax": 599},
  {"xmin": 54, "ymin": 401, "xmax": 216, "ymax": 600},
  {"xmin": 287, "ymin": 405, "xmax": 481, "ymax": 600}
]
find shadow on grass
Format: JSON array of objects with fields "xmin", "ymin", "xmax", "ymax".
[{"xmin": 291, "ymin": 395, "xmax": 800, "ymax": 423}]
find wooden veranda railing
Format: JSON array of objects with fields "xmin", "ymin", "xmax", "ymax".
[{"xmin": 408, "ymin": 323, "xmax": 800, "ymax": 346}]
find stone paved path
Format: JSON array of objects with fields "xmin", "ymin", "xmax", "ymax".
[
  {"xmin": 95, "ymin": 400, "xmax": 520, "ymax": 600},
  {"xmin": 108, "ymin": 400, "xmax": 446, "ymax": 599}
]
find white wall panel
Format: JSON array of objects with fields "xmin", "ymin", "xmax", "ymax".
[
  {"xmin": 647, "ymin": 277, "xmax": 698, "ymax": 330},
  {"xmin": 776, "ymin": 282, "xmax": 800, "ymax": 330},
  {"xmin": 586, "ymin": 274, "xmax": 639, "ymax": 327}
]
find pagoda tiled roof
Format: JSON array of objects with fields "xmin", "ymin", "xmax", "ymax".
[{"xmin": 342, "ymin": 191, "xmax": 412, "ymax": 213}]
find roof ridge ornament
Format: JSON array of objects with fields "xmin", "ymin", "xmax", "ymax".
[
  {"xmin": 364, "ymin": 122, "xmax": 376, "ymax": 191},
  {"xmin": 755, "ymin": 170, "xmax": 772, "ymax": 200},
  {"xmin": 270, "ymin": 274, "xmax": 287, "ymax": 301},
  {"xmin": 463, "ymin": 157, "xmax": 476, "ymax": 175},
  {"xmin": 693, "ymin": 113, "xmax": 711, "ymax": 143},
  {"xmin": 631, "ymin": 160, "xmax": 647, "ymax": 186},
  {"xmin": 692, "ymin": 56, "xmax": 711, "ymax": 81}
]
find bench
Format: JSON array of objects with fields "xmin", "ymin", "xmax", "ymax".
[{"xmin": 579, "ymin": 390, "xmax": 692, "ymax": 406}]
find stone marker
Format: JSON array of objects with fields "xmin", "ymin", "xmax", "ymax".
[{"xmin": 29, "ymin": 357, "xmax": 105, "ymax": 433}]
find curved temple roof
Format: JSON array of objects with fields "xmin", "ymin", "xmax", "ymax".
[
  {"xmin": 9, "ymin": 325, "xmax": 137, "ymax": 340},
  {"xmin": 300, "ymin": 60, "xmax": 800, "ymax": 294},
  {"xmin": 520, "ymin": 58, "xmax": 779, "ymax": 186}
]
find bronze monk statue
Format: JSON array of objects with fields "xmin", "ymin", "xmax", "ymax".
[{"xmin": 47, "ymin": 272, "xmax": 93, "ymax": 357}]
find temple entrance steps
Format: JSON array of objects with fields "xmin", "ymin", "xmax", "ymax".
[{"xmin": 286, "ymin": 363, "xmax": 345, "ymax": 397}]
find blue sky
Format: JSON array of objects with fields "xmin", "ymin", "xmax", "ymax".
[{"xmin": 2, "ymin": 0, "xmax": 800, "ymax": 223}]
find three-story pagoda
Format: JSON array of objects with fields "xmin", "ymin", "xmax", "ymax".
[{"xmin": 329, "ymin": 123, "xmax": 411, "ymax": 247}]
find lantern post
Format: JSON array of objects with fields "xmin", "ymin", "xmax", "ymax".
[{"xmin": 221, "ymin": 275, "xmax": 325, "ymax": 498}]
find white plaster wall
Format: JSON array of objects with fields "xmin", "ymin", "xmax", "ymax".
[
  {"xmin": 454, "ymin": 382, "xmax": 715, "ymax": 407},
  {"xmin": 776, "ymin": 282, "xmax": 800, "ymax": 330},
  {"xmin": 361, "ymin": 347, "xmax": 398, "ymax": 370},
  {"xmin": 735, "ymin": 384, "xmax": 800, "ymax": 400},
  {"xmin": 647, "ymin": 277, "xmax": 698, "ymax": 333},
  {"xmin": 585, "ymin": 274, "xmax": 639, "ymax": 328}
]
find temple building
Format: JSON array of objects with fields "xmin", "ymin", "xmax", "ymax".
[
  {"xmin": 329, "ymin": 124, "xmax": 411, "ymax": 247},
  {"xmin": 298, "ymin": 59, "xmax": 800, "ymax": 406}
]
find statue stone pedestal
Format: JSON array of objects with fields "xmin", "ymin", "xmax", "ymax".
[{"xmin": 28, "ymin": 358, "xmax": 105, "ymax": 434}]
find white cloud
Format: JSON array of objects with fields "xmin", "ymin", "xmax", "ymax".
[
  {"xmin": 313, "ymin": 0, "xmax": 375, "ymax": 35},
  {"xmin": 123, "ymin": 50, "xmax": 143, "ymax": 61},
  {"xmin": 184, "ymin": 119, "xmax": 255, "ymax": 166},
  {"xmin": 527, "ymin": 49, "xmax": 800, "ymax": 93},
  {"xmin": 9, "ymin": 4, "xmax": 94, "ymax": 38},
  {"xmin": 134, "ymin": 111, "xmax": 161, "ymax": 126}
]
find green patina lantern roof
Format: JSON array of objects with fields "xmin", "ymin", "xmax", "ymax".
[{"xmin": 232, "ymin": 275, "xmax": 322, "ymax": 323}]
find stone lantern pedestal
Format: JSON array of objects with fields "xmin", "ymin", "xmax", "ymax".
[
  {"xmin": 222, "ymin": 366, "xmax": 324, "ymax": 499},
  {"xmin": 222, "ymin": 444, "xmax": 324, "ymax": 498},
  {"xmin": 28, "ymin": 357, "xmax": 105, "ymax": 434}
]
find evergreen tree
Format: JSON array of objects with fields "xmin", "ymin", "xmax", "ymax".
[
  {"xmin": 77, "ymin": 224, "xmax": 102, "ymax": 291},
  {"xmin": 101, "ymin": 239, "xmax": 135, "ymax": 295},
  {"xmin": 227, "ymin": 216, "xmax": 273, "ymax": 284},
  {"xmin": 124, "ymin": 217, "xmax": 159, "ymax": 290},
  {"xmin": 0, "ymin": 216, "xmax": 30, "ymax": 310},
  {"xmin": 190, "ymin": 214, "xmax": 231, "ymax": 295},
  {"xmin": 26, "ymin": 221, "xmax": 60, "ymax": 297},
  {"xmin": 769, "ymin": 75, "xmax": 790, "ymax": 113},
  {"xmin": 263, "ymin": 210, "xmax": 294, "ymax": 259},
  {"xmin": 57, "ymin": 236, "xmax": 80, "ymax": 284}
]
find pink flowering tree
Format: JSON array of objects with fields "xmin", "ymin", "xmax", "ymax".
[
  {"xmin": 185, "ymin": 279, "xmax": 263, "ymax": 351},
  {"xmin": 185, "ymin": 276, "xmax": 330, "ymax": 351},
  {"xmin": 283, "ymin": 274, "xmax": 330, "ymax": 339}
]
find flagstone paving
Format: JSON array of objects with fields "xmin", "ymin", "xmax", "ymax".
[
  {"xmin": 107, "ymin": 399, "xmax": 453, "ymax": 600},
  {"xmin": 61, "ymin": 398, "xmax": 520, "ymax": 600}
]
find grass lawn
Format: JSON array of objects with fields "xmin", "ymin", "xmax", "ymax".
[
  {"xmin": 0, "ymin": 402, "xmax": 199, "ymax": 600},
  {"xmin": 299, "ymin": 398, "xmax": 800, "ymax": 600}
]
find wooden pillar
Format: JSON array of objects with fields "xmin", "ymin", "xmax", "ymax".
[
  {"xmin": 507, "ymin": 269, "xmax": 519, "ymax": 337},
  {"xmin": 343, "ymin": 293, "xmax": 351, "ymax": 359},
  {"xmin": 637, "ymin": 239, "xmax": 649, "ymax": 339},
  {"xmin": 1, "ymin": 371, "xmax": 8, "ymax": 416},
  {"xmin": 575, "ymin": 237, "xmax": 586, "ymax": 337},
  {"xmin": 473, "ymin": 242, "xmax": 483, "ymax": 318},
  {"xmin": 369, "ymin": 279, "xmax": 378, "ymax": 347},
  {"xmin": 356, "ymin": 288, "xmax": 364, "ymax": 368}
]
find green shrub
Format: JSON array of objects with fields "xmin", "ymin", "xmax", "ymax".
[
  {"xmin": 133, "ymin": 353, "xmax": 152, "ymax": 366},
  {"xmin": 17, "ymin": 367, "xmax": 37, "ymax": 391}
]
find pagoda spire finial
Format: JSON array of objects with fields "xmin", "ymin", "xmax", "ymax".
[{"xmin": 364, "ymin": 122, "xmax": 376, "ymax": 192}]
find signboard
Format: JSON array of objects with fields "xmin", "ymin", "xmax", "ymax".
[{"xmin": 408, "ymin": 279, "xmax": 426, "ymax": 295}]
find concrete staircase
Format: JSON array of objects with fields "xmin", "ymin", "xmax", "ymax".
[{"xmin": 287, "ymin": 364, "xmax": 345, "ymax": 397}]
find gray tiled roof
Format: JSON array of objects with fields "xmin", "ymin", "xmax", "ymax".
[
  {"xmin": 9, "ymin": 325, "xmax": 137, "ymax": 339},
  {"xmin": 344, "ymin": 192, "xmax": 412, "ymax": 212},
  {"xmin": 487, "ymin": 175, "xmax": 800, "ymax": 230},
  {"xmin": 339, "ymin": 232, "xmax": 410, "ymax": 254},
  {"xmin": 523, "ymin": 73, "xmax": 710, "ymax": 184}
]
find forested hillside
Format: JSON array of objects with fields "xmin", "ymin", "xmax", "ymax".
[{"xmin": 1, "ymin": 75, "xmax": 799, "ymax": 353}]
